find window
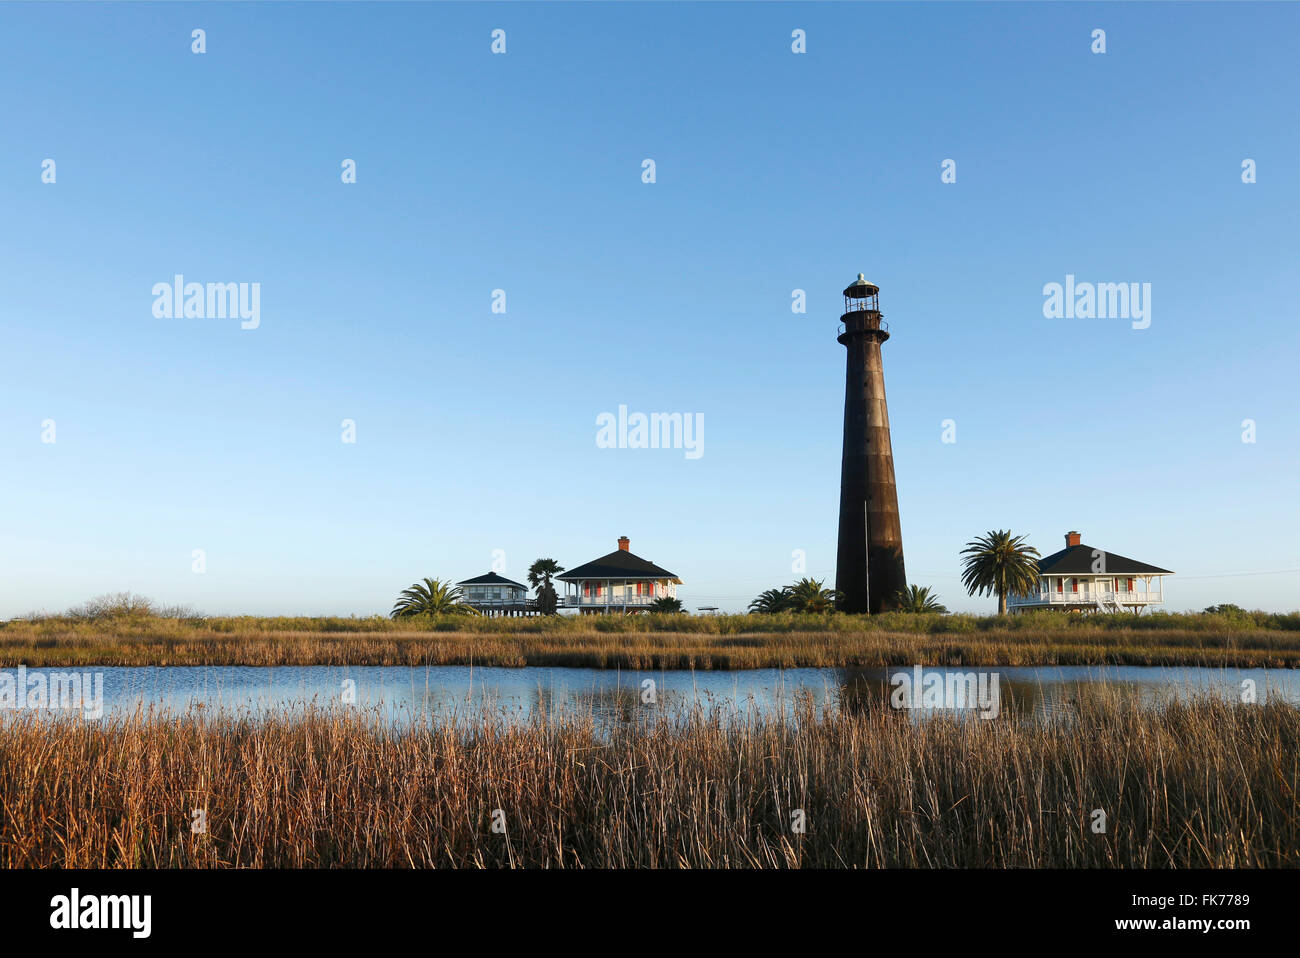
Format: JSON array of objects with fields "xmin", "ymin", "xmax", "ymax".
[
  {"xmin": 1056, "ymin": 579, "xmax": 1063, "ymax": 594},
  {"xmin": 1071, "ymin": 578, "xmax": 1078, "ymax": 593}
]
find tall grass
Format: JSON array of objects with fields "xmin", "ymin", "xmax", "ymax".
[
  {"xmin": 13, "ymin": 604, "xmax": 1300, "ymax": 635},
  {"xmin": 1, "ymin": 694, "xmax": 1296, "ymax": 868},
  {"xmin": 3, "ymin": 620, "xmax": 1300, "ymax": 668},
  {"xmin": 4, "ymin": 599, "xmax": 1300, "ymax": 668}
]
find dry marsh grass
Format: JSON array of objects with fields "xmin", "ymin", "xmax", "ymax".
[
  {"xmin": 1, "ymin": 694, "xmax": 1296, "ymax": 868},
  {"xmin": 3, "ymin": 615, "xmax": 1300, "ymax": 669}
]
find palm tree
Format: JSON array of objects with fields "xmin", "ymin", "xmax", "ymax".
[
  {"xmin": 960, "ymin": 530, "xmax": 1041, "ymax": 615},
  {"xmin": 650, "ymin": 596, "xmax": 683, "ymax": 613},
  {"xmin": 893, "ymin": 584, "xmax": 949, "ymax": 614},
  {"xmin": 748, "ymin": 588, "xmax": 792, "ymax": 614},
  {"xmin": 785, "ymin": 578, "xmax": 841, "ymax": 614},
  {"xmin": 390, "ymin": 578, "xmax": 477, "ymax": 618},
  {"xmin": 528, "ymin": 558, "xmax": 565, "ymax": 615},
  {"xmin": 527, "ymin": 558, "xmax": 564, "ymax": 591}
]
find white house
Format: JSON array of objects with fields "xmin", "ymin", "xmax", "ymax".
[
  {"xmin": 456, "ymin": 572, "xmax": 530, "ymax": 616},
  {"xmin": 557, "ymin": 536, "xmax": 682, "ymax": 614},
  {"xmin": 1009, "ymin": 530, "xmax": 1173, "ymax": 613}
]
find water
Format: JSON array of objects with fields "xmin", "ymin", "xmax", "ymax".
[{"xmin": 9, "ymin": 664, "xmax": 1300, "ymax": 726}]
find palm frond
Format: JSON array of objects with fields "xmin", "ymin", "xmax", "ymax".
[
  {"xmin": 959, "ymin": 530, "xmax": 1041, "ymax": 614},
  {"xmin": 390, "ymin": 577, "xmax": 477, "ymax": 618}
]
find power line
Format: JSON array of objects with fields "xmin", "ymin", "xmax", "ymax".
[
  {"xmin": 686, "ymin": 566, "xmax": 1300, "ymax": 602},
  {"xmin": 1177, "ymin": 568, "xmax": 1300, "ymax": 581},
  {"xmin": 690, "ymin": 565, "xmax": 1300, "ymax": 591}
]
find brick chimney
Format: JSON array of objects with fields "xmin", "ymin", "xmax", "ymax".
[
  {"xmin": 1065, "ymin": 530, "xmax": 1081, "ymax": 548},
  {"xmin": 618, "ymin": 536, "xmax": 630, "ymax": 552}
]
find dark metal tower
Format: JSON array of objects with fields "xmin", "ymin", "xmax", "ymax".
[{"xmin": 835, "ymin": 274, "xmax": 906, "ymax": 614}]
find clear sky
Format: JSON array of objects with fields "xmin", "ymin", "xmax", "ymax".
[{"xmin": 2, "ymin": 2, "xmax": 1297, "ymax": 617}]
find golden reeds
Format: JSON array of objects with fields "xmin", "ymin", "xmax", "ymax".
[
  {"xmin": 2, "ymin": 693, "xmax": 1296, "ymax": 868},
  {"xmin": 2, "ymin": 617, "xmax": 1300, "ymax": 669}
]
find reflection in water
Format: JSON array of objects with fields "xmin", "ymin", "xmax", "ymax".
[
  {"xmin": 7, "ymin": 664, "xmax": 1298, "ymax": 730},
  {"xmin": 839, "ymin": 666, "xmax": 1299, "ymax": 725}
]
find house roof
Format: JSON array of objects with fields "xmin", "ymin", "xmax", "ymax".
[
  {"xmin": 1036, "ymin": 543, "xmax": 1173, "ymax": 576},
  {"xmin": 558, "ymin": 549, "xmax": 681, "ymax": 584},
  {"xmin": 456, "ymin": 572, "xmax": 529, "ymax": 590}
]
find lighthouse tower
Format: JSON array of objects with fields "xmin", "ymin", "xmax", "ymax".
[{"xmin": 835, "ymin": 274, "xmax": 907, "ymax": 614}]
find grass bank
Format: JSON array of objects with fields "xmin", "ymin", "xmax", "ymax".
[
  {"xmin": 3, "ymin": 609, "xmax": 1300, "ymax": 668},
  {"xmin": 2, "ymin": 694, "xmax": 1295, "ymax": 867}
]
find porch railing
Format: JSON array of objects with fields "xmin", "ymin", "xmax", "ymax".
[
  {"xmin": 561, "ymin": 594, "xmax": 662, "ymax": 607},
  {"xmin": 1009, "ymin": 590, "xmax": 1163, "ymax": 607}
]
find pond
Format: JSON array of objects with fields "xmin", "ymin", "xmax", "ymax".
[{"xmin": 4, "ymin": 663, "xmax": 1297, "ymax": 726}]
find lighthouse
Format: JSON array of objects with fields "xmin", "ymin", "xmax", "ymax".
[{"xmin": 835, "ymin": 274, "xmax": 906, "ymax": 614}]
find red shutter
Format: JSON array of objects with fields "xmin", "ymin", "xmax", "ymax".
[
  {"xmin": 1056, "ymin": 579, "xmax": 1063, "ymax": 594},
  {"xmin": 1071, "ymin": 578, "xmax": 1078, "ymax": 593}
]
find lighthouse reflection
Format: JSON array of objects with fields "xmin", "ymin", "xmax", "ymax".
[
  {"xmin": 836, "ymin": 668, "xmax": 1058, "ymax": 722},
  {"xmin": 833, "ymin": 666, "xmax": 1265, "ymax": 725},
  {"xmin": 446, "ymin": 668, "xmax": 1179, "ymax": 729},
  {"xmin": 85, "ymin": 663, "xmax": 1300, "ymax": 728},
  {"xmin": 487, "ymin": 666, "xmax": 1296, "ymax": 731}
]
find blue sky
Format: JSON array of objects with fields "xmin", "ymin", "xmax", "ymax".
[{"xmin": 2, "ymin": 2, "xmax": 1297, "ymax": 616}]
